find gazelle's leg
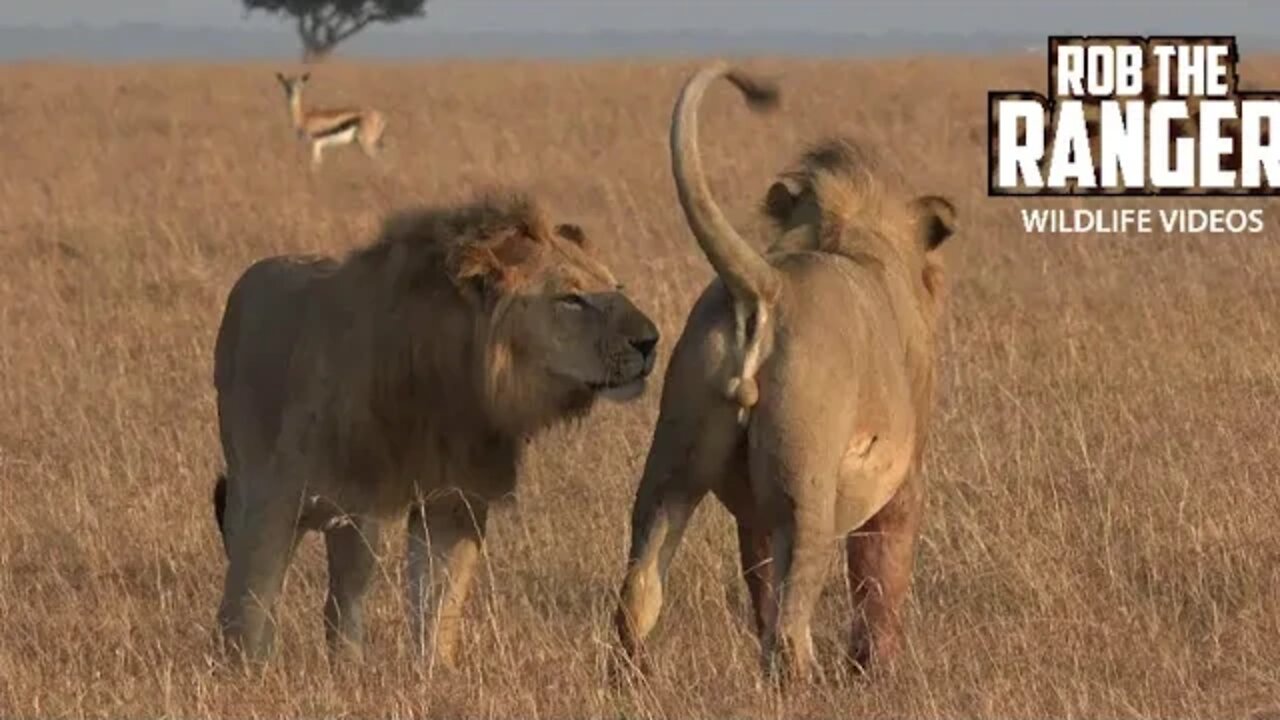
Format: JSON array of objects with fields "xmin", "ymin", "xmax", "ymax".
[
  {"xmin": 360, "ymin": 131, "xmax": 381, "ymax": 159},
  {"xmin": 361, "ymin": 128, "xmax": 391, "ymax": 173}
]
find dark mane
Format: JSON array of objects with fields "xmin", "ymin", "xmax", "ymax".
[
  {"xmin": 346, "ymin": 190, "xmax": 554, "ymax": 284},
  {"xmin": 322, "ymin": 190, "xmax": 572, "ymax": 481},
  {"xmin": 375, "ymin": 191, "xmax": 551, "ymax": 252}
]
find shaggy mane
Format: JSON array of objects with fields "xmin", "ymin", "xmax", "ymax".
[
  {"xmin": 314, "ymin": 189, "xmax": 605, "ymax": 494},
  {"xmin": 765, "ymin": 136, "xmax": 923, "ymax": 267},
  {"xmin": 377, "ymin": 191, "xmax": 552, "ymax": 252},
  {"xmin": 349, "ymin": 191, "xmax": 554, "ymax": 282}
]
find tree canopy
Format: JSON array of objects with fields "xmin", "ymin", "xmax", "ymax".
[{"xmin": 243, "ymin": 0, "xmax": 428, "ymax": 61}]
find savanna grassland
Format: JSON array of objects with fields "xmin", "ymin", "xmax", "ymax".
[{"xmin": 1, "ymin": 55, "xmax": 1278, "ymax": 719}]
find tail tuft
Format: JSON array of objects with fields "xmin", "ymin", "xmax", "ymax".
[
  {"xmin": 726, "ymin": 70, "xmax": 781, "ymax": 112},
  {"xmin": 213, "ymin": 474, "xmax": 228, "ymax": 554}
]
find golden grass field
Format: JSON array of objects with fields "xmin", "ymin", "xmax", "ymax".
[{"xmin": 1, "ymin": 55, "xmax": 1278, "ymax": 718}]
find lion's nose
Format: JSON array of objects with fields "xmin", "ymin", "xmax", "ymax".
[{"xmin": 629, "ymin": 335, "xmax": 658, "ymax": 361}]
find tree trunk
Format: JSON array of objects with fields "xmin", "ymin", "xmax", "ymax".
[
  {"xmin": 301, "ymin": 42, "xmax": 333, "ymax": 63},
  {"xmin": 296, "ymin": 11, "xmax": 335, "ymax": 63},
  {"xmin": 293, "ymin": 7, "xmax": 384, "ymax": 63}
]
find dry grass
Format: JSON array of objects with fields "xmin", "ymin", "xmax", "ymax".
[{"xmin": 1, "ymin": 55, "xmax": 1278, "ymax": 718}]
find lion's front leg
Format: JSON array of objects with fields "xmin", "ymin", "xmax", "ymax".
[
  {"xmin": 323, "ymin": 515, "xmax": 383, "ymax": 663},
  {"xmin": 405, "ymin": 489, "xmax": 489, "ymax": 671}
]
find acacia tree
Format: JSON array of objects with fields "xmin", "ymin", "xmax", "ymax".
[{"xmin": 243, "ymin": 0, "xmax": 428, "ymax": 61}]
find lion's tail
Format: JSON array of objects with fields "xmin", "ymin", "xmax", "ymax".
[
  {"xmin": 670, "ymin": 61, "xmax": 781, "ymax": 307},
  {"xmin": 213, "ymin": 473, "xmax": 228, "ymax": 556},
  {"xmin": 670, "ymin": 61, "xmax": 781, "ymax": 423}
]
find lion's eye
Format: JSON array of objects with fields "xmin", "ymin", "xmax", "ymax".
[{"xmin": 556, "ymin": 293, "xmax": 589, "ymax": 310}]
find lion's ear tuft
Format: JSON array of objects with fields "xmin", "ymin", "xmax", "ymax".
[{"xmin": 911, "ymin": 195, "xmax": 957, "ymax": 250}]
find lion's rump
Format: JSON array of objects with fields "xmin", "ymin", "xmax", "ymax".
[{"xmin": 214, "ymin": 254, "xmax": 339, "ymax": 477}]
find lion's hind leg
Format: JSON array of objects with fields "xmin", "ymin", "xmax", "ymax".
[
  {"xmin": 711, "ymin": 469, "xmax": 775, "ymax": 645},
  {"xmin": 323, "ymin": 515, "xmax": 383, "ymax": 662},
  {"xmin": 613, "ymin": 398, "xmax": 743, "ymax": 676},
  {"xmin": 756, "ymin": 503, "xmax": 837, "ymax": 684},
  {"xmin": 845, "ymin": 469, "xmax": 923, "ymax": 675},
  {"xmin": 749, "ymin": 385, "xmax": 853, "ymax": 683},
  {"xmin": 216, "ymin": 473, "xmax": 305, "ymax": 665}
]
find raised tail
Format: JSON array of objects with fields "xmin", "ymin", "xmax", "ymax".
[
  {"xmin": 670, "ymin": 61, "xmax": 781, "ymax": 306},
  {"xmin": 671, "ymin": 62, "xmax": 782, "ymax": 423}
]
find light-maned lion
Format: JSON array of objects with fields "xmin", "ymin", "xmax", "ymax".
[
  {"xmin": 212, "ymin": 192, "xmax": 660, "ymax": 665},
  {"xmin": 613, "ymin": 62, "xmax": 958, "ymax": 680}
]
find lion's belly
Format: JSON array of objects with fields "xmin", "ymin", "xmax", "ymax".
[
  {"xmin": 297, "ymin": 426, "xmax": 518, "ymax": 522},
  {"xmin": 834, "ymin": 425, "xmax": 915, "ymax": 535},
  {"xmin": 302, "ymin": 473, "xmax": 420, "ymax": 521},
  {"xmin": 829, "ymin": 308, "xmax": 920, "ymax": 534}
]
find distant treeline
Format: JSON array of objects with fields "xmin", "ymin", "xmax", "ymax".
[{"xmin": 7, "ymin": 24, "xmax": 1277, "ymax": 61}]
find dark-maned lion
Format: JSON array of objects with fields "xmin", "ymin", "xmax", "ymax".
[
  {"xmin": 613, "ymin": 62, "xmax": 958, "ymax": 680},
  {"xmin": 212, "ymin": 192, "xmax": 659, "ymax": 665}
]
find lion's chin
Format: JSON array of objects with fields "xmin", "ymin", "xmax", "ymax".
[{"xmin": 598, "ymin": 378, "xmax": 647, "ymax": 403}]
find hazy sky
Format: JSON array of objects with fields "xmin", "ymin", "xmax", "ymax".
[{"xmin": 6, "ymin": 0, "xmax": 1280, "ymax": 34}]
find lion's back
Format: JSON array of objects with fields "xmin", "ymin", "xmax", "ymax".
[{"xmin": 214, "ymin": 254, "xmax": 338, "ymax": 472}]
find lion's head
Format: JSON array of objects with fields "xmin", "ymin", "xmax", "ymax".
[{"xmin": 368, "ymin": 194, "xmax": 659, "ymax": 436}]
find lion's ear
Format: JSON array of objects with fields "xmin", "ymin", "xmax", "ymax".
[
  {"xmin": 910, "ymin": 195, "xmax": 957, "ymax": 250},
  {"xmin": 489, "ymin": 229, "xmax": 539, "ymax": 269},
  {"xmin": 763, "ymin": 180, "xmax": 799, "ymax": 224},
  {"xmin": 555, "ymin": 223, "xmax": 589, "ymax": 248},
  {"xmin": 448, "ymin": 245, "xmax": 506, "ymax": 294},
  {"xmin": 447, "ymin": 232, "xmax": 536, "ymax": 295},
  {"xmin": 451, "ymin": 246, "xmax": 494, "ymax": 278}
]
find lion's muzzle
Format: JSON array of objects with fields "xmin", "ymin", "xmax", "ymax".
[
  {"xmin": 597, "ymin": 295, "xmax": 660, "ymax": 401},
  {"xmin": 617, "ymin": 300, "xmax": 660, "ymax": 380},
  {"xmin": 631, "ymin": 335, "xmax": 659, "ymax": 376}
]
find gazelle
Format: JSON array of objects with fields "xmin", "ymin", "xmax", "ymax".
[{"xmin": 275, "ymin": 72, "xmax": 386, "ymax": 168}]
